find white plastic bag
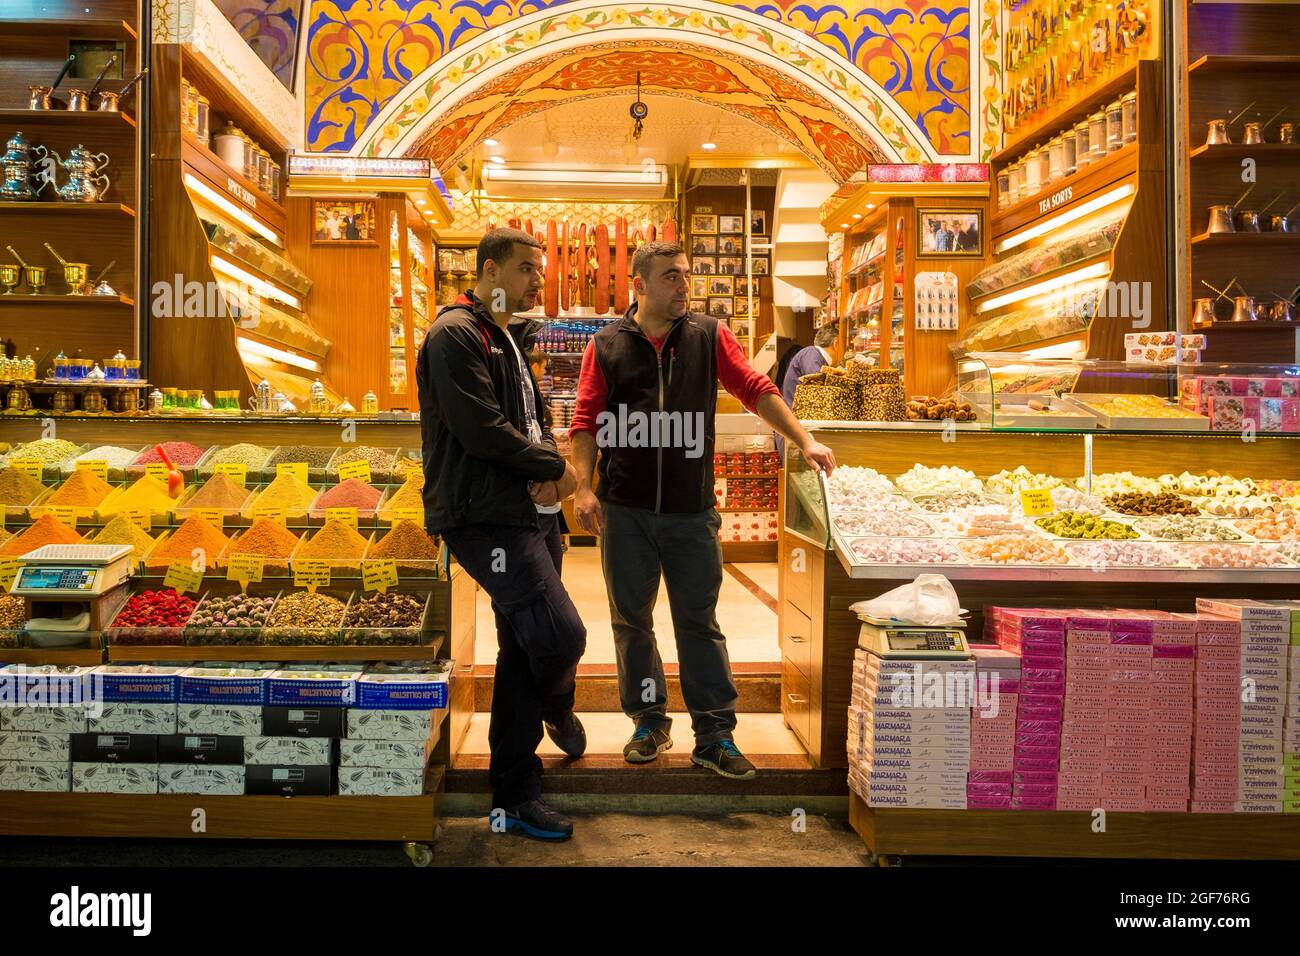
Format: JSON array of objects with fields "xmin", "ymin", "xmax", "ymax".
[{"xmin": 849, "ymin": 574, "xmax": 967, "ymax": 626}]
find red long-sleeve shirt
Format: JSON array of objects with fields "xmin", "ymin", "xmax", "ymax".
[{"xmin": 569, "ymin": 322, "xmax": 779, "ymax": 438}]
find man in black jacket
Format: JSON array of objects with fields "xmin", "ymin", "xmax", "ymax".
[{"xmin": 417, "ymin": 228, "xmax": 586, "ymax": 841}]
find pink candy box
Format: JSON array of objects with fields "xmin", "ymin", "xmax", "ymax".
[
  {"xmin": 967, "ymin": 795, "xmax": 1013, "ymax": 809},
  {"xmin": 1013, "ymin": 756, "xmax": 1060, "ymax": 772}
]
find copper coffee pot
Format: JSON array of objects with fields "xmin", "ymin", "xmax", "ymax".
[
  {"xmin": 67, "ymin": 56, "xmax": 117, "ymax": 113},
  {"xmin": 94, "ymin": 69, "xmax": 145, "ymax": 113},
  {"xmin": 27, "ymin": 55, "xmax": 76, "ymax": 110}
]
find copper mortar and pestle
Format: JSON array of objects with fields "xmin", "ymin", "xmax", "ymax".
[
  {"xmin": 5, "ymin": 246, "xmax": 45, "ymax": 295},
  {"xmin": 43, "ymin": 242, "xmax": 88, "ymax": 295}
]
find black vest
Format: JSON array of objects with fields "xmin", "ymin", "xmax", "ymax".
[{"xmin": 591, "ymin": 307, "xmax": 719, "ymax": 514}]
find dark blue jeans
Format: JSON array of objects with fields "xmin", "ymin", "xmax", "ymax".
[{"xmin": 443, "ymin": 512, "xmax": 584, "ymax": 808}]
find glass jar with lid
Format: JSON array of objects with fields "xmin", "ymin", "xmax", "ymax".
[
  {"xmin": 1048, "ymin": 136, "xmax": 1065, "ymax": 184},
  {"xmin": 1024, "ymin": 147, "xmax": 1043, "ymax": 196},
  {"xmin": 1106, "ymin": 99, "xmax": 1124, "ymax": 151},
  {"xmin": 196, "ymin": 93, "xmax": 211, "ymax": 146},
  {"xmin": 1062, "ymin": 129, "xmax": 1077, "ymax": 176},
  {"xmin": 242, "ymin": 134, "xmax": 258, "ymax": 182},
  {"xmin": 1074, "ymin": 120, "xmax": 1092, "ymax": 169},
  {"xmin": 213, "ymin": 122, "xmax": 245, "ymax": 170},
  {"xmin": 996, "ymin": 167, "xmax": 1011, "ymax": 209},
  {"xmin": 270, "ymin": 162, "xmax": 282, "ymax": 202},
  {"xmin": 1120, "ymin": 91, "xmax": 1138, "ymax": 144},
  {"xmin": 1007, "ymin": 160, "xmax": 1023, "ymax": 202},
  {"xmin": 1088, "ymin": 110, "xmax": 1107, "ymax": 159}
]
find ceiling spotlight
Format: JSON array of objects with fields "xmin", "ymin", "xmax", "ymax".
[
  {"xmin": 840, "ymin": 223, "xmax": 849, "ymax": 228},
  {"xmin": 417, "ymin": 198, "xmax": 427, "ymax": 205},
  {"xmin": 489, "ymin": 155, "xmax": 505, "ymax": 164},
  {"xmin": 484, "ymin": 138, "xmax": 499, "ymax": 147},
  {"xmin": 865, "ymin": 202, "xmax": 876, "ymax": 209},
  {"xmin": 851, "ymin": 213, "xmax": 861, "ymax": 219},
  {"xmin": 701, "ymin": 141, "xmax": 716, "ymax": 150}
]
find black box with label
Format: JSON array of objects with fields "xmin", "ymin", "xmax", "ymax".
[
  {"xmin": 244, "ymin": 764, "xmax": 335, "ymax": 796},
  {"xmin": 261, "ymin": 706, "xmax": 346, "ymax": 738},
  {"xmin": 69, "ymin": 733, "xmax": 159, "ymax": 763},
  {"xmin": 156, "ymin": 734, "xmax": 245, "ymax": 765}
]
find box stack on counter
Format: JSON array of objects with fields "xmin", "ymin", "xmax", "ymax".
[
  {"xmin": 1058, "ymin": 612, "xmax": 1108, "ymax": 811},
  {"xmin": 1103, "ymin": 614, "xmax": 1154, "ymax": 813},
  {"xmin": 1285, "ymin": 604, "xmax": 1300, "ymax": 813},
  {"xmin": 847, "ymin": 650, "xmax": 972, "ymax": 809},
  {"xmin": 1197, "ymin": 599, "xmax": 1291, "ymax": 813},
  {"xmin": 1145, "ymin": 612, "xmax": 1197, "ymax": 812},
  {"xmin": 993, "ymin": 609, "xmax": 1065, "ymax": 810},
  {"xmin": 0, "ymin": 661, "xmax": 450, "ymax": 796},
  {"xmin": 1191, "ymin": 611, "xmax": 1241, "ymax": 812},
  {"xmin": 966, "ymin": 647, "xmax": 1020, "ymax": 809}
]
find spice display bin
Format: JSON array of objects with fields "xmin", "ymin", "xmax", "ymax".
[
  {"xmin": 194, "ymin": 444, "xmax": 276, "ymax": 481},
  {"xmin": 260, "ymin": 587, "xmax": 354, "ymax": 645},
  {"xmin": 104, "ymin": 599, "xmax": 199, "ymax": 647},
  {"xmin": 341, "ymin": 588, "xmax": 437, "ymax": 646},
  {"xmin": 125, "ymin": 445, "xmax": 207, "ymax": 479},
  {"xmin": 59, "ymin": 446, "xmax": 147, "ymax": 482},
  {"xmin": 183, "ymin": 589, "xmax": 282, "ymax": 645},
  {"xmin": 324, "ymin": 446, "xmax": 404, "ymax": 484},
  {"xmin": 307, "ymin": 484, "xmax": 386, "ymax": 520},
  {"xmin": 241, "ymin": 481, "xmax": 321, "ymax": 521},
  {"xmin": 217, "ymin": 527, "xmax": 303, "ymax": 572},
  {"xmin": 289, "ymin": 529, "xmax": 375, "ymax": 577},
  {"xmin": 262, "ymin": 446, "xmax": 338, "ymax": 483}
]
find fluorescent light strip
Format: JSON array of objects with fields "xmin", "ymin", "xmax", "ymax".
[
  {"xmin": 1022, "ymin": 340, "xmax": 1088, "ymax": 360},
  {"xmin": 976, "ymin": 262, "xmax": 1111, "ymax": 314},
  {"xmin": 184, "ymin": 173, "xmax": 282, "ymax": 246},
  {"xmin": 237, "ymin": 335, "xmax": 321, "ymax": 374},
  {"xmin": 211, "ymin": 256, "xmax": 302, "ymax": 310},
  {"xmin": 996, "ymin": 183, "xmax": 1136, "ymax": 254},
  {"xmin": 484, "ymin": 166, "xmax": 665, "ymax": 187}
]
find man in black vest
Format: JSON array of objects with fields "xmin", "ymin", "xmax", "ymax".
[
  {"xmin": 570, "ymin": 242, "xmax": 836, "ymax": 778},
  {"xmin": 417, "ymin": 228, "xmax": 586, "ymax": 840}
]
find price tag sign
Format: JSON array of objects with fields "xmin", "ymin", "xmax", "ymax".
[
  {"xmin": 164, "ymin": 561, "xmax": 202, "ymax": 594},
  {"xmin": 337, "ymin": 460, "xmax": 372, "ymax": 483},
  {"xmin": 387, "ymin": 507, "xmax": 422, "ymax": 524},
  {"xmin": 226, "ymin": 553, "xmax": 265, "ymax": 588},
  {"xmin": 1019, "ymin": 488, "xmax": 1055, "ymax": 517},
  {"xmin": 9, "ymin": 457, "xmax": 43, "ymax": 481},
  {"xmin": 252, "ymin": 506, "xmax": 287, "ymax": 526},
  {"xmin": 362, "ymin": 560, "xmax": 398, "ymax": 593},
  {"xmin": 325, "ymin": 507, "xmax": 359, "ymax": 530},
  {"xmin": 144, "ymin": 462, "xmax": 169, "ymax": 482},
  {"xmin": 119, "ymin": 508, "xmax": 151, "ymax": 530},
  {"xmin": 0, "ymin": 557, "xmax": 19, "ymax": 591},
  {"xmin": 192, "ymin": 507, "xmax": 225, "ymax": 527},
  {"xmin": 214, "ymin": 463, "xmax": 247, "ymax": 486},
  {"xmin": 277, "ymin": 462, "xmax": 309, "ymax": 484},
  {"xmin": 47, "ymin": 505, "xmax": 82, "ymax": 527},
  {"xmin": 294, "ymin": 560, "xmax": 331, "ymax": 591},
  {"xmin": 75, "ymin": 459, "xmax": 109, "ymax": 480}
]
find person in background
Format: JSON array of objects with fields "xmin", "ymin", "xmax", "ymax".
[
  {"xmin": 570, "ymin": 241, "xmax": 836, "ymax": 780},
  {"xmin": 417, "ymin": 227, "xmax": 587, "ymax": 842},
  {"xmin": 776, "ymin": 322, "xmax": 843, "ymax": 457}
]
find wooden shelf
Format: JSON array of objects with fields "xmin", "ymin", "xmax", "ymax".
[
  {"xmin": 0, "ymin": 201, "xmax": 135, "ymax": 216},
  {"xmin": 182, "ymin": 133, "xmax": 285, "ymax": 222},
  {"xmin": 0, "ymin": 18, "xmax": 137, "ymax": 40},
  {"xmin": 1190, "ymin": 231, "xmax": 1300, "ymax": 247},
  {"xmin": 1190, "ymin": 142, "xmax": 1300, "ymax": 161},
  {"xmin": 1199, "ymin": 320, "xmax": 1300, "ymax": 331},
  {"xmin": 107, "ymin": 639, "xmax": 446, "ymax": 662},
  {"xmin": 0, "ymin": 646, "xmax": 104, "ymax": 665},
  {"xmin": 992, "ymin": 142, "xmax": 1138, "ymax": 237},
  {"xmin": 1188, "ymin": 54, "xmax": 1300, "ymax": 75},
  {"xmin": 993, "ymin": 64, "xmax": 1138, "ymax": 165},
  {"xmin": 0, "ymin": 108, "xmax": 135, "ymax": 129},
  {"xmin": 0, "ymin": 293, "xmax": 135, "ymax": 307}
]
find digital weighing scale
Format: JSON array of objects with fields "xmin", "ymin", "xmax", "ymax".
[
  {"xmin": 857, "ymin": 617, "xmax": 970, "ymax": 659},
  {"xmin": 11, "ymin": 544, "xmax": 135, "ymax": 599}
]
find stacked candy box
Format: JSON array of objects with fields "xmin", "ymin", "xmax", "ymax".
[
  {"xmin": 967, "ymin": 647, "xmax": 1020, "ymax": 809},
  {"xmin": 1191, "ymin": 613, "xmax": 1240, "ymax": 812}
]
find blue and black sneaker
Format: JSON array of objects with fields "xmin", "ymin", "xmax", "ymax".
[
  {"xmin": 500, "ymin": 798, "xmax": 573, "ymax": 841},
  {"xmin": 691, "ymin": 739, "xmax": 757, "ymax": 780},
  {"xmin": 623, "ymin": 726, "xmax": 672, "ymax": 764}
]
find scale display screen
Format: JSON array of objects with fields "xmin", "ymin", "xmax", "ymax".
[
  {"xmin": 15, "ymin": 567, "xmax": 97, "ymax": 592},
  {"xmin": 887, "ymin": 630, "xmax": 965, "ymax": 652}
]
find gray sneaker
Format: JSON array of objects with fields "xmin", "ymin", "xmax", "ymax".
[
  {"xmin": 544, "ymin": 712, "xmax": 587, "ymax": 758},
  {"xmin": 623, "ymin": 726, "xmax": 673, "ymax": 764}
]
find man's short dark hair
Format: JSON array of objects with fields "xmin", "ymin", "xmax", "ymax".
[
  {"xmin": 478, "ymin": 228, "xmax": 542, "ymax": 275},
  {"xmin": 632, "ymin": 241, "xmax": 686, "ymax": 281},
  {"xmin": 814, "ymin": 322, "xmax": 839, "ymax": 349}
]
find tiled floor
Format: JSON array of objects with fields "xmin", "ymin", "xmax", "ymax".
[
  {"xmin": 463, "ymin": 711, "xmax": 805, "ymax": 757},
  {"xmin": 475, "ymin": 545, "xmax": 780, "ymax": 666}
]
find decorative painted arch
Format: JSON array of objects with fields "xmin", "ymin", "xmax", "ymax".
[
  {"xmin": 407, "ymin": 41, "xmax": 885, "ymax": 181},
  {"xmin": 340, "ymin": 0, "xmax": 946, "ymax": 170}
]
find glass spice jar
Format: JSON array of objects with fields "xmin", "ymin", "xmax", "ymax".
[
  {"xmin": 1106, "ymin": 99, "xmax": 1124, "ymax": 151},
  {"xmin": 1088, "ymin": 110, "xmax": 1108, "ymax": 159},
  {"xmin": 1074, "ymin": 119, "xmax": 1093, "ymax": 169},
  {"xmin": 1008, "ymin": 160, "xmax": 1023, "ymax": 202},
  {"xmin": 1120, "ymin": 91, "xmax": 1137, "ymax": 144},
  {"xmin": 1048, "ymin": 136, "xmax": 1065, "ymax": 183},
  {"xmin": 1062, "ymin": 128, "xmax": 1077, "ymax": 175},
  {"xmin": 1024, "ymin": 148, "xmax": 1042, "ymax": 196},
  {"xmin": 196, "ymin": 93, "xmax": 210, "ymax": 146},
  {"xmin": 996, "ymin": 167, "xmax": 1011, "ymax": 209}
]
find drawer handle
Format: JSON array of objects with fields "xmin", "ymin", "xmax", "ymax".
[
  {"xmin": 788, "ymin": 636, "xmax": 805, "ymax": 643},
  {"xmin": 787, "ymin": 693, "xmax": 807, "ymax": 705}
]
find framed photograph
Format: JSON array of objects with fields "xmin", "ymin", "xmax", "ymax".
[
  {"xmin": 718, "ymin": 214, "xmax": 744, "ymax": 235},
  {"xmin": 718, "ymin": 235, "xmax": 743, "ymax": 256},
  {"xmin": 708, "ymin": 275, "xmax": 734, "ymax": 296},
  {"xmin": 693, "ymin": 256, "xmax": 716, "ymax": 275},
  {"xmin": 735, "ymin": 276, "xmax": 752, "ymax": 297},
  {"xmin": 690, "ymin": 214, "xmax": 718, "ymax": 234},
  {"xmin": 708, "ymin": 296, "xmax": 734, "ymax": 318},
  {"xmin": 750, "ymin": 235, "xmax": 770, "ymax": 251},
  {"xmin": 750, "ymin": 211, "xmax": 766, "ymax": 235},
  {"xmin": 917, "ymin": 208, "xmax": 984, "ymax": 257},
  {"xmin": 691, "ymin": 235, "xmax": 717, "ymax": 256},
  {"xmin": 688, "ymin": 298, "xmax": 708, "ymax": 313},
  {"xmin": 751, "ymin": 257, "xmax": 770, "ymax": 275},
  {"xmin": 690, "ymin": 276, "xmax": 710, "ymax": 299},
  {"xmin": 733, "ymin": 296, "xmax": 750, "ymax": 317},
  {"xmin": 718, "ymin": 256, "xmax": 743, "ymax": 275},
  {"xmin": 313, "ymin": 199, "xmax": 377, "ymax": 244}
]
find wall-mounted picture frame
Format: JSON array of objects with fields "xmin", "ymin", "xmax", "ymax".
[
  {"xmin": 690, "ymin": 214, "xmax": 718, "ymax": 234},
  {"xmin": 690, "ymin": 276, "xmax": 710, "ymax": 299},
  {"xmin": 749, "ymin": 235, "xmax": 771, "ymax": 251},
  {"xmin": 733, "ymin": 296, "xmax": 750, "ymax": 317},
  {"xmin": 692, "ymin": 256, "xmax": 717, "ymax": 275},
  {"xmin": 718, "ymin": 235, "xmax": 743, "ymax": 255},
  {"xmin": 691, "ymin": 235, "xmax": 717, "ymax": 255},
  {"xmin": 917, "ymin": 208, "xmax": 984, "ymax": 257},
  {"xmin": 313, "ymin": 199, "xmax": 377, "ymax": 243},
  {"xmin": 751, "ymin": 257, "xmax": 770, "ymax": 275},
  {"xmin": 735, "ymin": 276, "xmax": 752, "ymax": 297},
  {"xmin": 718, "ymin": 256, "xmax": 743, "ymax": 275},
  {"xmin": 719, "ymin": 214, "xmax": 744, "ymax": 234},
  {"xmin": 688, "ymin": 298, "xmax": 708, "ymax": 313},
  {"xmin": 750, "ymin": 211, "xmax": 766, "ymax": 235},
  {"xmin": 708, "ymin": 275, "xmax": 734, "ymax": 296},
  {"xmin": 708, "ymin": 296, "xmax": 734, "ymax": 317}
]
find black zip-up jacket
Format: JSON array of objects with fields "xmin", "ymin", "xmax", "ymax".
[
  {"xmin": 590, "ymin": 304, "xmax": 719, "ymax": 514},
  {"xmin": 416, "ymin": 292, "xmax": 566, "ymax": 532}
]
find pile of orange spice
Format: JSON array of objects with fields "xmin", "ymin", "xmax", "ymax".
[
  {"xmin": 296, "ymin": 518, "xmax": 368, "ymax": 561},
  {"xmin": 1, "ymin": 513, "xmax": 83, "ymax": 556},
  {"xmin": 47, "ymin": 469, "xmax": 115, "ymax": 509},
  {"xmin": 145, "ymin": 514, "xmax": 230, "ymax": 569},
  {"xmin": 225, "ymin": 517, "xmax": 299, "ymax": 565}
]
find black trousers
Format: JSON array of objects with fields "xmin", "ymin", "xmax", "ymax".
[{"xmin": 442, "ymin": 512, "xmax": 584, "ymax": 809}]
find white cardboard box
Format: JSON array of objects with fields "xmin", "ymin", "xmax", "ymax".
[
  {"xmin": 243, "ymin": 736, "xmax": 333, "ymax": 766},
  {"xmin": 0, "ymin": 707, "xmax": 87, "ymax": 734},
  {"xmin": 339, "ymin": 737, "xmax": 434, "ymax": 771},
  {"xmin": 0, "ymin": 732, "xmax": 70, "ymax": 762},
  {"xmin": 157, "ymin": 764, "xmax": 245, "ymax": 795},
  {"xmin": 176, "ymin": 704, "xmax": 262, "ymax": 736},
  {"xmin": 0, "ymin": 759, "xmax": 71, "ymax": 791},
  {"xmin": 337, "ymin": 766, "xmax": 425, "ymax": 796},
  {"xmin": 72, "ymin": 763, "xmax": 158, "ymax": 794},
  {"xmin": 346, "ymin": 709, "xmax": 436, "ymax": 741},
  {"xmin": 88, "ymin": 703, "xmax": 177, "ymax": 735}
]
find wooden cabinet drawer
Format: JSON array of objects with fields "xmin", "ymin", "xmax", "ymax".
[
  {"xmin": 781, "ymin": 534, "xmax": 814, "ymax": 617},
  {"xmin": 781, "ymin": 655, "xmax": 811, "ymax": 747},
  {"xmin": 781, "ymin": 604, "xmax": 812, "ymax": 678}
]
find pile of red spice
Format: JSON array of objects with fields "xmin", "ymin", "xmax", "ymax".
[
  {"xmin": 129, "ymin": 442, "xmax": 206, "ymax": 474},
  {"xmin": 111, "ymin": 589, "xmax": 197, "ymax": 629},
  {"xmin": 313, "ymin": 477, "xmax": 383, "ymax": 513}
]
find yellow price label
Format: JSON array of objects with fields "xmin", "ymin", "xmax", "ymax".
[
  {"xmin": 119, "ymin": 509, "xmax": 151, "ymax": 530},
  {"xmin": 337, "ymin": 460, "xmax": 372, "ymax": 483},
  {"xmin": 325, "ymin": 507, "xmax": 359, "ymax": 529},
  {"xmin": 47, "ymin": 505, "xmax": 82, "ymax": 527},
  {"xmin": 1019, "ymin": 488, "xmax": 1055, "ymax": 517},
  {"xmin": 277, "ymin": 462, "xmax": 309, "ymax": 484},
  {"xmin": 226, "ymin": 553, "xmax": 265, "ymax": 586},
  {"xmin": 0, "ymin": 557, "xmax": 19, "ymax": 591},
  {"xmin": 387, "ymin": 507, "xmax": 422, "ymax": 524},
  {"xmin": 362, "ymin": 560, "xmax": 398, "ymax": 593},
  {"xmin": 214, "ymin": 463, "xmax": 247, "ymax": 486},
  {"xmin": 192, "ymin": 507, "xmax": 225, "ymax": 527},
  {"xmin": 294, "ymin": 560, "xmax": 331, "ymax": 591},
  {"xmin": 163, "ymin": 561, "xmax": 203, "ymax": 594},
  {"xmin": 144, "ymin": 462, "xmax": 169, "ymax": 481},
  {"xmin": 75, "ymin": 459, "xmax": 109, "ymax": 480},
  {"xmin": 9, "ymin": 457, "xmax": 43, "ymax": 481},
  {"xmin": 252, "ymin": 506, "xmax": 287, "ymax": 525}
]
